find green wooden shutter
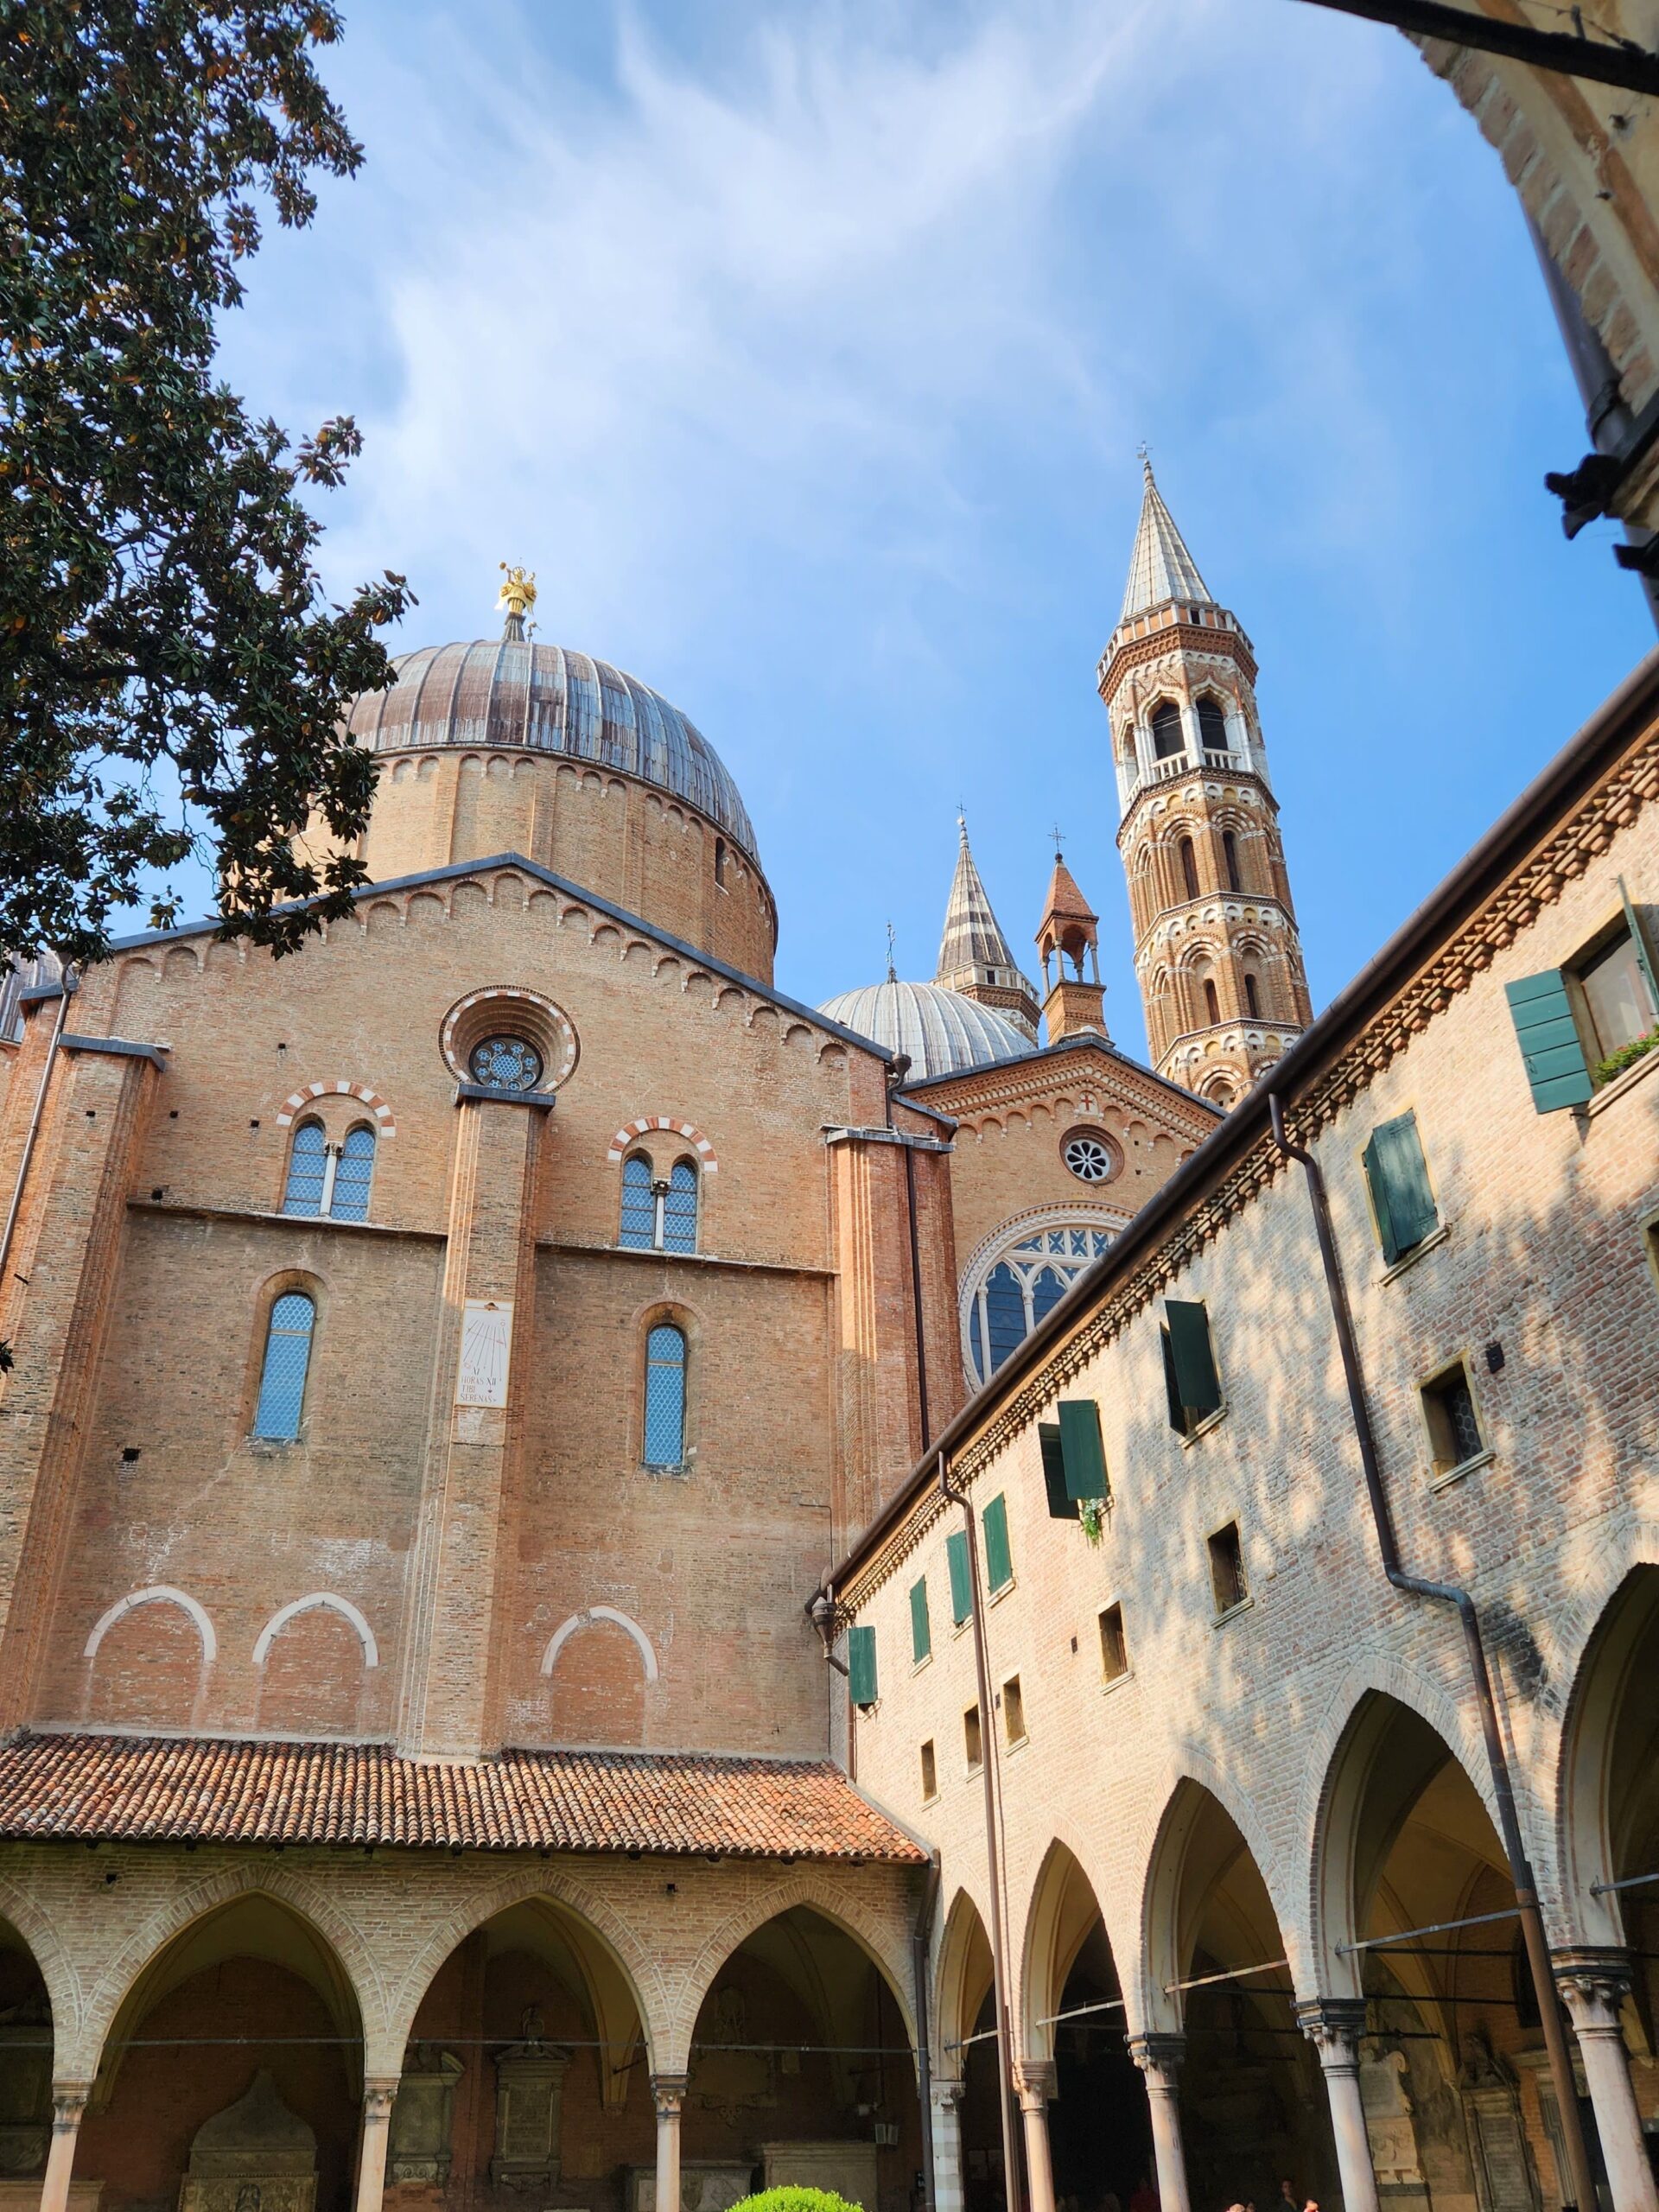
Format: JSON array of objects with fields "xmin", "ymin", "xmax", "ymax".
[
  {"xmin": 909, "ymin": 1577, "xmax": 931, "ymax": 1664},
  {"xmin": 1166, "ymin": 1300, "xmax": 1223, "ymax": 1421},
  {"xmin": 848, "ymin": 1623, "xmax": 878, "ymax": 1707},
  {"xmin": 1057, "ymin": 1400, "xmax": 1108, "ymax": 1502},
  {"xmin": 1363, "ymin": 1112, "xmax": 1439, "ymax": 1266},
  {"xmin": 982, "ymin": 1493, "xmax": 1013, "ymax": 1592},
  {"xmin": 1618, "ymin": 876, "xmax": 1659, "ymax": 1017},
  {"xmin": 1039, "ymin": 1424, "xmax": 1071, "ymax": 1519},
  {"xmin": 1504, "ymin": 970, "xmax": 1593, "ymax": 1111},
  {"xmin": 946, "ymin": 1529, "xmax": 972, "ymax": 1624},
  {"xmin": 1160, "ymin": 1325, "xmax": 1186, "ymax": 1434}
]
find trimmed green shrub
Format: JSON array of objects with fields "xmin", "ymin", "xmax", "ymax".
[{"xmin": 727, "ymin": 2190, "xmax": 866, "ymax": 2212}]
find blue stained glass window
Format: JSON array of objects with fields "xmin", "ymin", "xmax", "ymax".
[
  {"xmin": 983, "ymin": 1263, "xmax": 1027, "ymax": 1376},
  {"xmin": 644, "ymin": 1324, "xmax": 687, "ymax": 1467},
  {"xmin": 330, "ymin": 1124, "xmax": 376, "ymax": 1223},
  {"xmin": 282, "ymin": 1122, "xmax": 327, "ymax": 1217},
  {"xmin": 1031, "ymin": 1265, "xmax": 1068, "ymax": 1330},
  {"xmin": 663, "ymin": 1160, "xmax": 698, "ymax": 1253},
  {"xmin": 620, "ymin": 1155, "xmax": 655, "ymax": 1249},
  {"xmin": 254, "ymin": 1293, "xmax": 315, "ymax": 1440}
]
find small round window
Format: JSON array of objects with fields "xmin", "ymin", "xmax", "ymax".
[
  {"xmin": 470, "ymin": 1036, "xmax": 543, "ymax": 1090},
  {"xmin": 1063, "ymin": 1131, "xmax": 1116, "ymax": 1184}
]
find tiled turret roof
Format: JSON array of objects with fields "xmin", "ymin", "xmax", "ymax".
[
  {"xmin": 936, "ymin": 817, "xmax": 1026, "ymax": 984},
  {"xmin": 1120, "ymin": 457, "xmax": 1213, "ymax": 621}
]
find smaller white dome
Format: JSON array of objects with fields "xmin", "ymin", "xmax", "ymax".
[{"xmin": 819, "ymin": 980, "xmax": 1030, "ymax": 1080}]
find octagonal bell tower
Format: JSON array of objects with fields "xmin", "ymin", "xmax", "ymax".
[{"xmin": 1098, "ymin": 461, "xmax": 1312, "ymax": 1109}]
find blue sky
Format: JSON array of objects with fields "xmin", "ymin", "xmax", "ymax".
[{"xmin": 202, "ymin": 0, "xmax": 1652, "ymax": 1059}]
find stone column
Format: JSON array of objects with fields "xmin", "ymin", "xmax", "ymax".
[
  {"xmin": 1297, "ymin": 1999, "xmax": 1380, "ymax": 2212},
  {"xmin": 931, "ymin": 2078, "xmax": 967, "ymax": 2212},
  {"xmin": 353, "ymin": 2080, "xmax": 398, "ymax": 2212},
  {"xmin": 1555, "ymin": 1952, "xmax": 1659, "ymax": 2212},
  {"xmin": 1014, "ymin": 2060, "xmax": 1058, "ymax": 2212},
  {"xmin": 1129, "ymin": 2034, "xmax": 1192, "ymax": 2212},
  {"xmin": 653, "ymin": 2072, "xmax": 690, "ymax": 2212},
  {"xmin": 38, "ymin": 2084, "xmax": 88, "ymax": 2212}
]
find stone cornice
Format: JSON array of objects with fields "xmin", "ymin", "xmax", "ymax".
[
  {"xmin": 1116, "ymin": 763, "xmax": 1282, "ymax": 847},
  {"xmin": 1098, "ymin": 619, "xmax": 1258, "ymax": 703},
  {"xmin": 916, "ymin": 1041, "xmax": 1217, "ymax": 1142}
]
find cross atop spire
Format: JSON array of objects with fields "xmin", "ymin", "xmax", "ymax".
[{"xmin": 1119, "ymin": 460, "xmax": 1212, "ymax": 624}]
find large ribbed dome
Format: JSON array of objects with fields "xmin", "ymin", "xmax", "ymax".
[
  {"xmin": 347, "ymin": 639, "xmax": 759, "ymax": 864},
  {"xmin": 818, "ymin": 980, "xmax": 1030, "ymax": 1080}
]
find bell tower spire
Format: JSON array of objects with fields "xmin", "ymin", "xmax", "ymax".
[
  {"xmin": 1098, "ymin": 461, "xmax": 1311, "ymax": 1108},
  {"xmin": 936, "ymin": 814, "xmax": 1040, "ymax": 1041},
  {"xmin": 1035, "ymin": 841, "xmax": 1108, "ymax": 1043}
]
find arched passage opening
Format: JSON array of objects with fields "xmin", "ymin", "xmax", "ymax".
[
  {"xmin": 0, "ymin": 1913, "xmax": 52, "ymax": 2178},
  {"xmin": 1319, "ymin": 1691, "xmax": 1592, "ymax": 2212},
  {"xmin": 1023, "ymin": 1843, "xmax": 1152, "ymax": 2212},
  {"xmin": 683, "ymin": 1904, "xmax": 920, "ymax": 2212},
  {"xmin": 1556, "ymin": 1567, "xmax": 1659, "ymax": 2209},
  {"xmin": 1146, "ymin": 1781, "xmax": 1335, "ymax": 2212},
  {"xmin": 938, "ymin": 1889, "xmax": 1003, "ymax": 2212},
  {"xmin": 393, "ymin": 1892, "xmax": 652, "ymax": 2194},
  {"xmin": 80, "ymin": 1892, "xmax": 364, "ymax": 2208}
]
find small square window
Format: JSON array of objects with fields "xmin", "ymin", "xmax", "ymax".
[
  {"xmin": 1422, "ymin": 1361, "xmax": 1485, "ymax": 1477},
  {"xmin": 963, "ymin": 1703, "xmax": 983, "ymax": 1771},
  {"xmin": 1002, "ymin": 1675, "xmax": 1027, "ymax": 1746},
  {"xmin": 1099, "ymin": 1604, "xmax": 1128, "ymax": 1683},
  {"xmin": 919, "ymin": 1740, "xmax": 938, "ymax": 1801},
  {"xmin": 1208, "ymin": 1522, "xmax": 1248, "ymax": 1617}
]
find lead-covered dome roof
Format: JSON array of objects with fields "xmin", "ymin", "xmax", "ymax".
[
  {"xmin": 347, "ymin": 639, "xmax": 760, "ymax": 866},
  {"xmin": 818, "ymin": 980, "xmax": 1030, "ymax": 1080}
]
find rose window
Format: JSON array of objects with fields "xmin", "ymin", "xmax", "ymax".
[{"xmin": 469, "ymin": 1036, "xmax": 543, "ymax": 1090}]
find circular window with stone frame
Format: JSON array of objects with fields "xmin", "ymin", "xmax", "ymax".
[
  {"xmin": 441, "ymin": 988, "xmax": 579, "ymax": 1092},
  {"xmin": 1060, "ymin": 1127, "xmax": 1122, "ymax": 1185}
]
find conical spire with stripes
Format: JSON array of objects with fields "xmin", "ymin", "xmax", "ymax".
[
  {"xmin": 1120, "ymin": 454, "xmax": 1213, "ymax": 622},
  {"xmin": 935, "ymin": 816, "xmax": 1039, "ymax": 1041}
]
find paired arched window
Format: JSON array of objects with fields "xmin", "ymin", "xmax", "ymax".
[
  {"xmin": 1222, "ymin": 830, "xmax": 1243, "ymax": 894},
  {"xmin": 643, "ymin": 1323, "xmax": 688, "ymax": 1468},
  {"xmin": 1179, "ymin": 836, "xmax": 1200, "ymax": 901},
  {"xmin": 254, "ymin": 1293, "xmax": 315, "ymax": 1441},
  {"xmin": 1151, "ymin": 701, "xmax": 1185, "ymax": 761},
  {"xmin": 282, "ymin": 1120, "xmax": 376, "ymax": 1222},
  {"xmin": 1197, "ymin": 696, "xmax": 1230, "ymax": 753},
  {"xmin": 620, "ymin": 1155, "xmax": 698, "ymax": 1253}
]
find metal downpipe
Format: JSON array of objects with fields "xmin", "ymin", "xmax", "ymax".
[{"xmin": 1268, "ymin": 1092, "xmax": 1599, "ymax": 2212}]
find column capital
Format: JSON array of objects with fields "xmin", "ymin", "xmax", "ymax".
[
  {"xmin": 49, "ymin": 2084, "xmax": 90, "ymax": 2129},
  {"xmin": 931, "ymin": 2075, "xmax": 966, "ymax": 2113},
  {"xmin": 1013, "ymin": 2057, "xmax": 1058, "ymax": 2108},
  {"xmin": 1296, "ymin": 1996, "xmax": 1369, "ymax": 2067},
  {"xmin": 1554, "ymin": 1948, "xmax": 1635, "ymax": 2031},
  {"xmin": 1128, "ymin": 2031, "xmax": 1186, "ymax": 2081},
  {"xmin": 363, "ymin": 2078, "xmax": 399, "ymax": 2120},
  {"xmin": 652, "ymin": 2071, "xmax": 691, "ymax": 2119}
]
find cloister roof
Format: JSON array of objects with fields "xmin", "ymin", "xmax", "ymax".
[{"xmin": 0, "ymin": 1735, "xmax": 928, "ymax": 1862}]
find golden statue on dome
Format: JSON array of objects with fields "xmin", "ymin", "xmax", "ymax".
[{"xmin": 497, "ymin": 563, "xmax": 537, "ymax": 639}]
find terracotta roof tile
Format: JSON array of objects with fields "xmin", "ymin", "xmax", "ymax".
[{"xmin": 0, "ymin": 1735, "xmax": 926, "ymax": 1863}]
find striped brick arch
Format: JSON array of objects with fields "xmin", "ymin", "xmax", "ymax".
[
  {"xmin": 607, "ymin": 1117, "xmax": 717, "ymax": 1173},
  {"xmin": 275, "ymin": 1080, "xmax": 397, "ymax": 1138}
]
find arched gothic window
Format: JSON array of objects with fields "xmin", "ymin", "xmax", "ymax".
[
  {"xmin": 282, "ymin": 1119, "xmax": 376, "ymax": 1222},
  {"xmin": 1244, "ymin": 973, "xmax": 1261, "ymax": 1019},
  {"xmin": 715, "ymin": 836, "xmax": 728, "ymax": 888},
  {"xmin": 254, "ymin": 1293, "xmax": 315, "ymax": 1441},
  {"xmin": 1204, "ymin": 978, "xmax": 1222, "ymax": 1026},
  {"xmin": 620, "ymin": 1154, "xmax": 699, "ymax": 1253},
  {"xmin": 1179, "ymin": 836, "xmax": 1200, "ymax": 901},
  {"xmin": 643, "ymin": 1323, "xmax": 687, "ymax": 1468},
  {"xmin": 1222, "ymin": 830, "xmax": 1243, "ymax": 894},
  {"xmin": 1151, "ymin": 701, "xmax": 1185, "ymax": 761},
  {"xmin": 1197, "ymin": 696, "xmax": 1230, "ymax": 753},
  {"xmin": 964, "ymin": 1222, "xmax": 1116, "ymax": 1384}
]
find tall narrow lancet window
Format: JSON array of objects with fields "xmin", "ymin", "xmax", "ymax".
[
  {"xmin": 1222, "ymin": 830, "xmax": 1243, "ymax": 894},
  {"xmin": 620, "ymin": 1155, "xmax": 655, "ymax": 1249},
  {"xmin": 330, "ymin": 1125, "xmax": 376, "ymax": 1222},
  {"xmin": 643, "ymin": 1323, "xmax": 688, "ymax": 1468},
  {"xmin": 1179, "ymin": 837, "xmax": 1200, "ymax": 901},
  {"xmin": 1244, "ymin": 974, "xmax": 1261, "ymax": 1018},
  {"xmin": 254, "ymin": 1293, "xmax": 316, "ymax": 1441},
  {"xmin": 281, "ymin": 1121, "xmax": 327, "ymax": 1217},
  {"xmin": 1204, "ymin": 979, "xmax": 1222, "ymax": 1026},
  {"xmin": 1151, "ymin": 701, "xmax": 1185, "ymax": 761},
  {"xmin": 1197, "ymin": 696, "xmax": 1229, "ymax": 753},
  {"xmin": 663, "ymin": 1160, "xmax": 698, "ymax": 1254}
]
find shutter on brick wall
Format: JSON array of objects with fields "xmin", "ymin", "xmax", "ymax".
[
  {"xmin": 1161, "ymin": 1325, "xmax": 1185, "ymax": 1434},
  {"xmin": 1504, "ymin": 970, "xmax": 1593, "ymax": 1111},
  {"xmin": 982, "ymin": 1493, "xmax": 1013, "ymax": 1591},
  {"xmin": 848, "ymin": 1623, "xmax": 878, "ymax": 1707},
  {"xmin": 1363, "ymin": 1112, "xmax": 1439, "ymax": 1266},
  {"xmin": 946, "ymin": 1529, "xmax": 972, "ymax": 1624},
  {"xmin": 1166, "ymin": 1300, "xmax": 1223, "ymax": 1421},
  {"xmin": 910, "ymin": 1577, "xmax": 931, "ymax": 1664},
  {"xmin": 1057, "ymin": 1399, "xmax": 1108, "ymax": 1502},
  {"xmin": 1039, "ymin": 1424, "xmax": 1071, "ymax": 1519}
]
